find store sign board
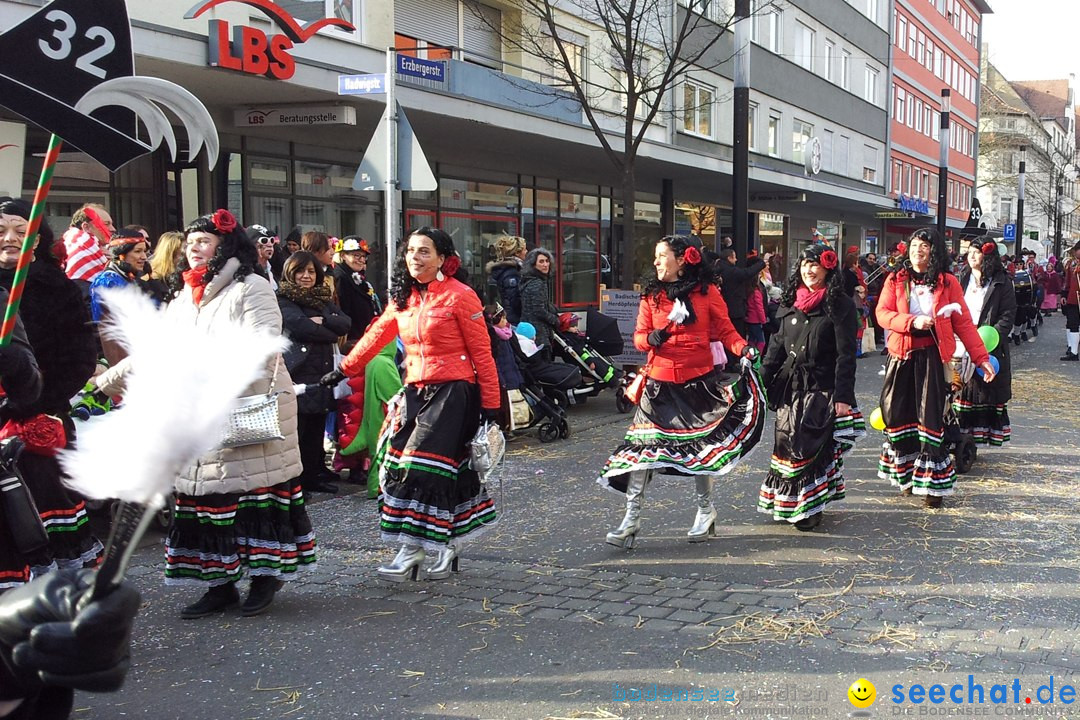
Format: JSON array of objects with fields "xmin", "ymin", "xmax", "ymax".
[
  {"xmin": 235, "ymin": 105, "xmax": 356, "ymax": 127},
  {"xmin": 600, "ymin": 289, "xmax": 647, "ymax": 366},
  {"xmin": 898, "ymin": 194, "xmax": 930, "ymax": 214},
  {"xmin": 186, "ymin": 0, "xmax": 357, "ymax": 81},
  {"xmin": 876, "ymin": 211, "xmax": 911, "ymax": 219}
]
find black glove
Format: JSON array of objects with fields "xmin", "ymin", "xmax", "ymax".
[
  {"xmin": 0, "ymin": 569, "xmax": 141, "ymax": 698},
  {"xmin": 91, "ymin": 390, "xmax": 111, "ymax": 407},
  {"xmin": 647, "ymin": 328, "xmax": 671, "ymax": 348},
  {"xmin": 319, "ymin": 368, "xmax": 345, "ymax": 387},
  {"xmin": 480, "ymin": 408, "xmax": 500, "ymax": 424}
]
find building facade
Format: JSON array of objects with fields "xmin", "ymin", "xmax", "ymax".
[{"xmin": 886, "ymin": 0, "xmax": 990, "ymax": 249}]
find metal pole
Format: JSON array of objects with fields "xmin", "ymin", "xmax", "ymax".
[
  {"xmin": 1056, "ymin": 181, "xmax": 1064, "ymax": 260},
  {"xmin": 732, "ymin": 0, "xmax": 751, "ymax": 259},
  {"xmin": 1016, "ymin": 145, "xmax": 1026, "ymax": 248},
  {"xmin": 937, "ymin": 88, "xmax": 951, "ymax": 241},
  {"xmin": 385, "ymin": 47, "xmax": 399, "ymax": 294}
]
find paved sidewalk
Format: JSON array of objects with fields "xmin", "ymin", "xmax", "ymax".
[{"xmin": 78, "ymin": 314, "xmax": 1080, "ymax": 719}]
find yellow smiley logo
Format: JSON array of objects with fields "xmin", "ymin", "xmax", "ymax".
[{"xmin": 848, "ymin": 678, "xmax": 876, "ymax": 709}]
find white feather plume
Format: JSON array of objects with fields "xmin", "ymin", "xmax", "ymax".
[
  {"xmin": 60, "ymin": 286, "xmax": 287, "ymax": 507},
  {"xmin": 667, "ymin": 298, "xmax": 690, "ymax": 325},
  {"xmin": 937, "ymin": 302, "xmax": 963, "ymax": 318}
]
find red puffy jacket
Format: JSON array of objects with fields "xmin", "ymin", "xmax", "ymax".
[
  {"xmin": 341, "ymin": 276, "xmax": 501, "ymax": 409},
  {"xmin": 634, "ymin": 284, "xmax": 747, "ymax": 382},
  {"xmin": 876, "ymin": 270, "xmax": 989, "ymax": 365}
]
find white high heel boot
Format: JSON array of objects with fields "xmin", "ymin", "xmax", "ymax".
[
  {"xmin": 606, "ymin": 470, "xmax": 649, "ymax": 548},
  {"xmin": 377, "ymin": 545, "xmax": 425, "ymax": 582},
  {"xmin": 687, "ymin": 476, "xmax": 717, "ymax": 542}
]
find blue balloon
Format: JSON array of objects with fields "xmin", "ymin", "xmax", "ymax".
[{"xmin": 976, "ymin": 354, "xmax": 1001, "ymax": 378}]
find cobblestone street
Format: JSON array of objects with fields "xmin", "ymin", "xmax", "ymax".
[{"xmin": 81, "ymin": 317, "xmax": 1080, "ymax": 719}]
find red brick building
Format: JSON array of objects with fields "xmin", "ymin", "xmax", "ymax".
[{"xmin": 887, "ymin": 0, "xmax": 992, "ymax": 248}]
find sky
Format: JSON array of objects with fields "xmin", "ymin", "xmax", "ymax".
[{"xmin": 980, "ymin": 0, "xmax": 1080, "ymax": 82}]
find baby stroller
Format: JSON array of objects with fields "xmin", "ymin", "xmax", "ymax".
[
  {"xmin": 551, "ymin": 310, "xmax": 624, "ymax": 405},
  {"xmin": 514, "ymin": 347, "xmax": 579, "ymax": 441},
  {"xmin": 944, "ymin": 354, "xmax": 979, "ymax": 474}
]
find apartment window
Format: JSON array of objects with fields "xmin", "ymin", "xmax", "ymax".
[
  {"xmin": 897, "ymin": 16, "xmax": 908, "ymax": 50},
  {"xmin": 922, "ymin": 170, "xmax": 930, "ymax": 199},
  {"xmin": 924, "ymin": 106, "xmax": 933, "ymax": 136},
  {"xmin": 824, "ymin": 40, "xmax": 835, "ymax": 81},
  {"xmin": 915, "ymin": 99, "xmax": 923, "ymax": 133},
  {"xmin": 859, "ymin": 145, "xmax": 876, "ymax": 183},
  {"xmin": 904, "ymin": 164, "xmax": 912, "ymax": 194},
  {"xmin": 543, "ymin": 28, "xmax": 587, "ymax": 87},
  {"xmin": 841, "ymin": 51, "xmax": 851, "ymax": 90},
  {"xmin": 934, "ymin": 46, "xmax": 943, "ymax": 79},
  {"xmin": 792, "ymin": 119, "xmax": 813, "ymax": 163},
  {"xmin": 795, "ymin": 22, "xmax": 814, "ymax": 71},
  {"xmin": 892, "ymin": 159, "xmax": 902, "ymax": 195},
  {"xmin": 865, "ymin": 0, "xmax": 878, "ymax": 24},
  {"xmin": 836, "ymin": 134, "xmax": 850, "ymax": 175},
  {"xmin": 768, "ymin": 113, "xmax": 781, "ymax": 157},
  {"xmin": 924, "ymin": 39, "xmax": 934, "ymax": 71},
  {"xmin": 864, "ymin": 66, "xmax": 877, "ymax": 104},
  {"xmin": 762, "ymin": 8, "xmax": 782, "ymax": 53},
  {"xmin": 906, "ymin": 95, "xmax": 914, "ymax": 127},
  {"xmin": 913, "ymin": 168, "xmax": 922, "ymax": 198},
  {"xmin": 748, "ymin": 104, "xmax": 757, "ymax": 150},
  {"xmin": 999, "ymin": 197, "xmax": 1014, "ymax": 224},
  {"xmin": 822, "ymin": 129, "xmax": 834, "ymax": 172},
  {"xmin": 682, "ymin": 80, "xmax": 714, "ymax": 137},
  {"xmin": 917, "ymin": 30, "xmax": 926, "ymax": 66},
  {"xmin": 895, "ymin": 86, "xmax": 906, "ymax": 122},
  {"xmin": 908, "ymin": 23, "xmax": 917, "ymax": 57},
  {"xmin": 932, "ymin": 110, "xmax": 940, "ymax": 140}
]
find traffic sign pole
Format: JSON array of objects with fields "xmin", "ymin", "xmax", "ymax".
[{"xmin": 385, "ymin": 47, "xmax": 398, "ymax": 294}]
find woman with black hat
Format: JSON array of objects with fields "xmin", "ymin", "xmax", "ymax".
[
  {"xmin": 759, "ymin": 244, "xmax": 865, "ymax": 531},
  {"xmin": 597, "ymin": 235, "xmax": 766, "ymax": 548},
  {"xmin": 875, "ymin": 228, "xmax": 996, "ymax": 508},
  {"xmin": 332, "ymin": 235, "xmax": 380, "ymax": 351},
  {"xmin": 89, "ymin": 228, "xmax": 150, "ymax": 366},
  {"xmin": 954, "ymin": 241, "xmax": 1016, "ymax": 446}
]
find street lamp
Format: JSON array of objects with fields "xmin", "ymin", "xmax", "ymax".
[
  {"xmin": 1016, "ymin": 145, "xmax": 1026, "ymax": 248},
  {"xmin": 937, "ymin": 89, "xmax": 951, "ymax": 241},
  {"xmin": 731, "ymin": 0, "xmax": 750, "ymax": 258}
]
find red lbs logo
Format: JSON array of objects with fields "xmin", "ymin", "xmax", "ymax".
[{"xmin": 185, "ymin": 0, "xmax": 356, "ymax": 80}]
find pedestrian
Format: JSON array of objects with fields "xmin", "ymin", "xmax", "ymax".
[
  {"xmin": 519, "ymin": 247, "xmax": 559, "ymax": 358},
  {"xmin": 300, "ymin": 231, "xmax": 335, "ymax": 297},
  {"xmin": 93, "ymin": 209, "xmax": 314, "ymax": 618},
  {"xmin": 1042, "ymin": 256, "xmax": 1062, "ymax": 314},
  {"xmin": 486, "ymin": 235, "xmax": 527, "ymax": 324},
  {"xmin": 144, "ymin": 230, "xmax": 185, "ymax": 305},
  {"xmin": 743, "ymin": 253, "xmax": 768, "ymax": 353},
  {"xmin": 598, "ymin": 235, "xmax": 766, "ymax": 547},
  {"xmin": 248, "ymin": 224, "xmax": 279, "ymax": 290},
  {"xmin": 332, "ymin": 236, "xmax": 380, "ymax": 351},
  {"xmin": 1060, "ymin": 241, "xmax": 1080, "ymax": 361},
  {"xmin": 278, "ymin": 251, "xmax": 352, "ymax": 495},
  {"xmin": 954, "ymin": 241, "xmax": 1016, "ymax": 446},
  {"xmin": 758, "ymin": 244, "xmax": 865, "ymax": 531},
  {"xmin": 322, "ymin": 227, "xmax": 500, "ymax": 582},
  {"xmin": 0, "ymin": 199, "xmax": 95, "ymax": 590},
  {"xmin": 875, "ymin": 228, "xmax": 995, "ymax": 508},
  {"xmin": 89, "ymin": 228, "xmax": 150, "ymax": 367},
  {"xmin": 716, "ymin": 248, "xmax": 766, "ymax": 337},
  {"xmin": 61, "ymin": 204, "xmax": 113, "ymax": 295}
]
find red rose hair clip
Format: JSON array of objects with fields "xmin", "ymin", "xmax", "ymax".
[
  {"xmin": 819, "ymin": 249, "xmax": 838, "ymax": 270},
  {"xmin": 442, "ymin": 255, "xmax": 461, "ymax": 276},
  {"xmin": 981, "ymin": 242, "xmax": 996, "ymax": 255},
  {"xmin": 896, "ymin": 242, "xmax": 907, "ymax": 254},
  {"xmin": 683, "ymin": 246, "xmax": 702, "ymax": 265},
  {"xmin": 212, "ymin": 209, "xmax": 238, "ymax": 235}
]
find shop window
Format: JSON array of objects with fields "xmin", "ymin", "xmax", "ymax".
[
  {"xmin": 439, "ymin": 178, "xmax": 520, "ymax": 213},
  {"xmin": 294, "ymin": 161, "xmax": 360, "ymax": 199},
  {"xmin": 249, "ymin": 157, "xmax": 291, "ymax": 192},
  {"xmin": 439, "ymin": 212, "xmax": 520, "ymax": 295}
]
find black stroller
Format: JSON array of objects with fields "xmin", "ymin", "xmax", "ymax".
[
  {"xmin": 551, "ymin": 310, "xmax": 624, "ymax": 406},
  {"xmin": 513, "ymin": 347, "xmax": 580, "ymax": 442},
  {"xmin": 945, "ymin": 355, "xmax": 979, "ymax": 474}
]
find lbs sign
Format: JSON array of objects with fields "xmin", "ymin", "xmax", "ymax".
[{"xmin": 186, "ymin": 0, "xmax": 356, "ymax": 80}]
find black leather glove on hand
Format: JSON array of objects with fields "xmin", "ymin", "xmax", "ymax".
[
  {"xmin": 319, "ymin": 368, "xmax": 345, "ymax": 388},
  {"xmin": 0, "ymin": 569, "xmax": 141, "ymax": 697},
  {"xmin": 480, "ymin": 408, "xmax": 500, "ymax": 424},
  {"xmin": 647, "ymin": 327, "xmax": 671, "ymax": 348}
]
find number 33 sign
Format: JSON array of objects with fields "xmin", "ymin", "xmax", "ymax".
[{"xmin": 0, "ymin": 0, "xmax": 218, "ymax": 171}]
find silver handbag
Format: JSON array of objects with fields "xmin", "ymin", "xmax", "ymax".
[
  {"xmin": 469, "ymin": 420, "xmax": 505, "ymax": 481},
  {"xmin": 220, "ymin": 356, "xmax": 285, "ymax": 448}
]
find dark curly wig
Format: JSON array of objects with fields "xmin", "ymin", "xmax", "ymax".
[
  {"xmin": 389, "ymin": 227, "xmax": 464, "ymax": 310},
  {"xmin": 780, "ymin": 244, "xmax": 847, "ymax": 317},
  {"xmin": 177, "ymin": 211, "xmax": 257, "ymax": 284},
  {"xmin": 0, "ymin": 196, "xmax": 61, "ymax": 267},
  {"xmin": 641, "ymin": 235, "xmax": 716, "ymax": 324},
  {"xmin": 902, "ymin": 227, "xmax": 950, "ymax": 289}
]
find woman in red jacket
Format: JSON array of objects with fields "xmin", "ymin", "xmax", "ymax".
[
  {"xmin": 598, "ymin": 236, "xmax": 766, "ymax": 548},
  {"xmin": 876, "ymin": 228, "xmax": 995, "ymax": 508},
  {"xmin": 326, "ymin": 227, "xmax": 500, "ymax": 581}
]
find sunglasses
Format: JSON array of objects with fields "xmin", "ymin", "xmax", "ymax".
[{"xmin": 257, "ymin": 236, "xmax": 274, "ymax": 246}]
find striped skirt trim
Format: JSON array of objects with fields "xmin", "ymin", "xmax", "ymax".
[
  {"xmin": 952, "ymin": 399, "xmax": 1011, "ymax": 446},
  {"xmin": 877, "ymin": 444, "xmax": 956, "ymax": 495},
  {"xmin": 379, "ymin": 491, "xmax": 497, "ymax": 553}
]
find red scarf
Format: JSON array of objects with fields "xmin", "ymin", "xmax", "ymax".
[
  {"xmin": 182, "ymin": 266, "xmax": 210, "ymax": 305},
  {"xmin": 794, "ymin": 285, "xmax": 826, "ymax": 312}
]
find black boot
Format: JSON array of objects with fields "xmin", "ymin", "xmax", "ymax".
[
  {"xmin": 241, "ymin": 576, "xmax": 285, "ymax": 617},
  {"xmin": 1062, "ymin": 351, "xmax": 1079, "ymax": 362},
  {"xmin": 793, "ymin": 513, "xmax": 823, "ymax": 531},
  {"xmin": 181, "ymin": 582, "xmax": 239, "ymax": 619}
]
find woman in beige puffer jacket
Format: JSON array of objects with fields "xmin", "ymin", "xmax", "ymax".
[{"xmin": 97, "ymin": 210, "xmax": 314, "ymax": 620}]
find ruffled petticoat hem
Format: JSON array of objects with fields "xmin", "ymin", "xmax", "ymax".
[{"xmin": 877, "ymin": 444, "xmax": 956, "ymax": 496}]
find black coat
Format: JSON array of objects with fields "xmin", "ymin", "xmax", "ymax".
[
  {"xmin": 718, "ymin": 258, "xmax": 765, "ymax": 320},
  {"xmin": 0, "ymin": 264, "xmax": 90, "ymax": 418},
  {"xmin": 278, "ymin": 295, "xmax": 351, "ymax": 414},
  {"xmin": 332, "ymin": 263, "xmax": 379, "ymax": 346},
  {"xmin": 958, "ymin": 268, "xmax": 1015, "ymax": 405},
  {"xmin": 486, "ymin": 258, "xmax": 523, "ymax": 324},
  {"xmin": 761, "ymin": 294, "xmax": 858, "ymax": 408}
]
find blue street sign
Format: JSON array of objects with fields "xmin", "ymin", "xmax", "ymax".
[
  {"xmin": 338, "ymin": 74, "xmax": 386, "ymax": 95},
  {"xmin": 1003, "ymin": 223, "xmax": 1016, "ymax": 241},
  {"xmin": 397, "ymin": 55, "xmax": 446, "ymax": 82}
]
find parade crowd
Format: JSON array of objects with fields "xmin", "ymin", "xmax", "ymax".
[{"xmin": 0, "ymin": 201, "xmax": 1077, "ymax": 718}]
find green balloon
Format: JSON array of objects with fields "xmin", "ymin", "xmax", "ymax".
[{"xmin": 977, "ymin": 325, "xmax": 999, "ymax": 353}]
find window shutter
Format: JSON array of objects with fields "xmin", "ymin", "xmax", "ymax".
[
  {"xmin": 463, "ymin": 2, "xmax": 502, "ymax": 64},
  {"xmin": 395, "ymin": 0, "xmax": 458, "ymax": 48}
]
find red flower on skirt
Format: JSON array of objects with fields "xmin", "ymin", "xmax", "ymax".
[{"xmin": 0, "ymin": 415, "xmax": 67, "ymax": 456}]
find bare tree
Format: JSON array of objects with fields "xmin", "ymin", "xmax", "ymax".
[{"xmin": 473, "ymin": 0, "xmax": 756, "ymax": 285}]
